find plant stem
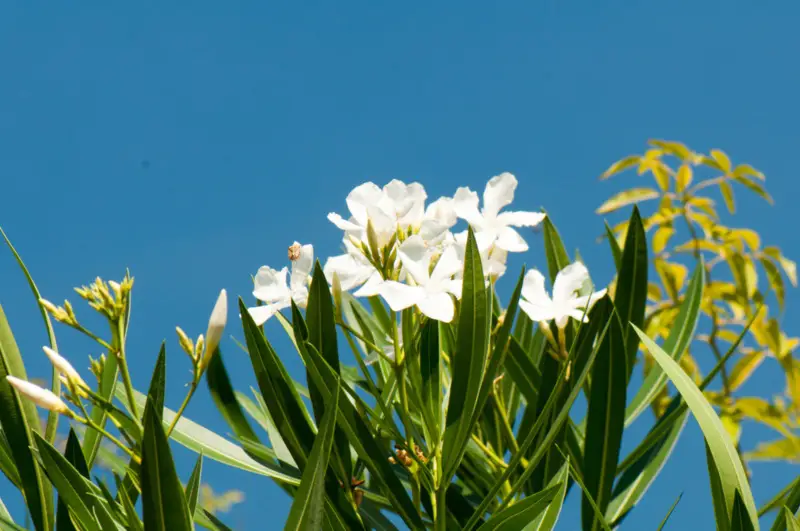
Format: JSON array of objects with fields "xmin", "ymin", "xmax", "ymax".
[
  {"xmin": 114, "ymin": 318, "xmax": 139, "ymax": 419},
  {"xmin": 434, "ymin": 486, "xmax": 448, "ymax": 531},
  {"xmin": 166, "ymin": 381, "xmax": 198, "ymax": 437},
  {"xmin": 75, "ymin": 395, "xmax": 140, "ymax": 464}
]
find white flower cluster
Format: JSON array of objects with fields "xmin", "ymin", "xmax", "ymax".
[{"xmin": 248, "ymin": 172, "xmax": 606, "ymax": 326}]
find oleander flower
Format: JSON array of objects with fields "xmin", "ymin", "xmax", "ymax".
[
  {"xmin": 201, "ymin": 289, "xmax": 228, "ymax": 370},
  {"xmin": 453, "ymin": 172, "xmax": 546, "ymax": 252},
  {"xmin": 248, "ymin": 242, "xmax": 313, "ymax": 325},
  {"xmin": 376, "ymin": 236, "xmax": 463, "ymax": 322},
  {"xmin": 6, "ymin": 376, "xmax": 71, "ymax": 414},
  {"xmin": 519, "ymin": 262, "xmax": 607, "ymax": 329}
]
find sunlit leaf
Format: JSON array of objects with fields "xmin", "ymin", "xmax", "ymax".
[{"xmin": 596, "ymin": 188, "xmax": 660, "ymax": 215}]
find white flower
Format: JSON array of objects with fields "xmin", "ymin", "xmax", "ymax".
[
  {"xmin": 42, "ymin": 347, "xmax": 87, "ymax": 389},
  {"xmin": 376, "ymin": 236, "xmax": 463, "ymax": 322},
  {"xmin": 447, "ymin": 230, "xmax": 508, "ymax": 279},
  {"xmin": 328, "ymin": 180, "xmax": 426, "ymax": 248},
  {"xmin": 201, "ymin": 289, "xmax": 228, "ymax": 370},
  {"xmin": 419, "ymin": 197, "xmax": 458, "ymax": 245},
  {"xmin": 6, "ymin": 376, "xmax": 70, "ymax": 414},
  {"xmin": 519, "ymin": 262, "xmax": 607, "ymax": 329},
  {"xmin": 453, "ymin": 172, "xmax": 546, "ymax": 252},
  {"xmin": 248, "ymin": 242, "xmax": 313, "ymax": 325},
  {"xmin": 323, "ymin": 240, "xmax": 384, "ymax": 297}
]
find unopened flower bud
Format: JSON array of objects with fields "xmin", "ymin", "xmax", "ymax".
[
  {"xmin": 175, "ymin": 326, "xmax": 195, "ymax": 357},
  {"xmin": 200, "ymin": 289, "xmax": 228, "ymax": 372},
  {"xmin": 42, "ymin": 347, "xmax": 87, "ymax": 390},
  {"xmin": 195, "ymin": 334, "xmax": 205, "ymax": 362},
  {"xmin": 108, "ymin": 280, "xmax": 122, "ymax": 300},
  {"xmin": 39, "ymin": 299, "xmax": 75, "ymax": 325},
  {"xmin": 6, "ymin": 376, "xmax": 71, "ymax": 415},
  {"xmin": 63, "ymin": 300, "xmax": 77, "ymax": 323},
  {"xmin": 89, "ymin": 354, "xmax": 106, "ymax": 382}
]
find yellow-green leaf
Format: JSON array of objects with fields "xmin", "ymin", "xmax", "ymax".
[
  {"xmin": 676, "ymin": 165, "xmax": 693, "ymax": 192},
  {"xmin": 648, "ymin": 139, "xmax": 693, "ymax": 161},
  {"xmin": 728, "ymin": 352, "xmax": 765, "ymax": 392},
  {"xmin": 596, "ymin": 188, "xmax": 660, "ymax": 215},
  {"xmin": 652, "ymin": 226, "xmax": 675, "ymax": 254},
  {"xmin": 733, "ymin": 175, "xmax": 774, "ymax": 204},
  {"xmin": 720, "ymin": 180, "xmax": 736, "ymax": 213},
  {"xmin": 601, "ymin": 155, "xmax": 640, "ymax": 180},
  {"xmin": 711, "ymin": 149, "xmax": 732, "ymax": 173},
  {"xmin": 732, "ymin": 163, "xmax": 765, "ymax": 181},
  {"xmin": 760, "ymin": 257, "xmax": 786, "ymax": 311},
  {"xmin": 745, "ymin": 437, "xmax": 800, "ymax": 464}
]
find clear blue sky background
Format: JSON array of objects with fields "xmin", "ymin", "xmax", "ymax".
[{"xmin": 1, "ymin": 3, "xmax": 798, "ymax": 529}]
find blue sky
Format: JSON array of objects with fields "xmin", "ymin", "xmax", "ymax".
[{"xmin": 1, "ymin": 2, "xmax": 799, "ymax": 529}]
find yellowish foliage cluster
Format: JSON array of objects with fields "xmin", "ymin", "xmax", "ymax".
[{"xmin": 599, "ymin": 139, "xmax": 799, "ymax": 465}]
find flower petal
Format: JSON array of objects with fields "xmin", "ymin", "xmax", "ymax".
[
  {"xmin": 495, "ymin": 226, "xmax": 529, "ymax": 252},
  {"xmin": 431, "ymin": 246, "xmax": 462, "ymax": 284},
  {"xmin": 424, "ymin": 197, "xmax": 457, "ymax": 228},
  {"xmin": 496, "ymin": 210, "xmax": 546, "ymax": 227},
  {"xmin": 483, "ymin": 172, "xmax": 517, "ymax": 218},
  {"xmin": 346, "ymin": 182, "xmax": 383, "ymax": 227},
  {"xmin": 324, "ymin": 254, "xmax": 375, "ymax": 291},
  {"xmin": 327, "ymin": 212, "xmax": 363, "ymax": 232},
  {"xmin": 521, "ymin": 270, "xmax": 551, "ymax": 305},
  {"xmin": 247, "ymin": 304, "xmax": 281, "ymax": 326},
  {"xmin": 519, "ymin": 300, "xmax": 555, "ymax": 322},
  {"xmin": 377, "ymin": 281, "xmax": 427, "ymax": 311},
  {"xmin": 253, "ymin": 266, "xmax": 291, "ymax": 303},
  {"xmin": 573, "ymin": 288, "xmax": 608, "ymax": 310},
  {"xmin": 353, "ymin": 272, "xmax": 386, "ymax": 297},
  {"xmin": 453, "ymin": 187, "xmax": 485, "ymax": 227},
  {"xmin": 417, "ymin": 292, "xmax": 455, "ymax": 322},
  {"xmin": 552, "ymin": 262, "xmax": 590, "ymax": 303},
  {"xmin": 398, "ymin": 235, "xmax": 432, "ymax": 284}
]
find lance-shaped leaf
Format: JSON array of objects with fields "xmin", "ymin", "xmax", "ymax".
[
  {"xmin": 606, "ymin": 409, "xmax": 689, "ymax": 525},
  {"xmin": 582, "ymin": 306, "xmax": 627, "ymax": 531},
  {"xmin": 207, "ymin": 348, "xmax": 262, "ymax": 445},
  {"xmin": 306, "ymin": 262, "xmax": 353, "ymax": 481},
  {"xmin": 730, "ymin": 490, "xmax": 756, "ymax": 531},
  {"xmin": 298, "ymin": 337, "xmax": 423, "ymax": 529},
  {"xmin": 83, "ymin": 351, "xmax": 119, "ymax": 468},
  {"xmin": 614, "ymin": 205, "xmax": 647, "ymax": 381},
  {"xmin": 604, "ymin": 222, "xmax": 622, "ymax": 272},
  {"xmin": 146, "ymin": 343, "xmax": 166, "ymax": 416},
  {"xmin": 0, "ymin": 304, "xmax": 52, "ymax": 531},
  {"xmin": 625, "ymin": 263, "xmax": 704, "ymax": 427},
  {"xmin": 634, "ymin": 325, "xmax": 758, "ymax": 528},
  {"xmin": 56, "ymin": 429, "xmax": 91, "ymax": 531},
  {"xmin": 34, "ymin": 431, "xmax": 105, "ymax": 531},
  {"xmin": 185, "ymin": 454, "xmax": 203, "ymax": 516},
  {"xmin": 141, "ymin": 400, "xmax": 193, "ymax": 531},
  {"xmin": 778, "ymin": 508, "xmax": 800, "ymax": 531},
  {"xmin": 419, "ymin": 318, "xmax": 442, "ymax": 444},
  {"xmin": 442, "ymin": 227, "xmax": 491, "ymax": 482},
  {"xmin": 527, "ymin": 458, "xmax": 570, "ymax": 531},
  {"xmin": 476, "ymin": 486, "xmax": 558, "ymax": 530},
  {"xmin": 769, "ymin": 475, "xmax": 800, "ymax": 531},
  {"xmin": 542, "ymin": 217, "xmax": 571, "ymax": 282},
  {"xmin": 285, "ymin": 378, "xmax": 341, "ymax": 530}
]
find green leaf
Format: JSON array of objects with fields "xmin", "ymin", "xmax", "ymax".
[
  {"xmin": 506, "ymin": 338, "xmax": 543, "ymax": 406},
  {"xmin": 56, "ymin": 429, "xmax": 90, "ymax": 531},
  {"xmin": 769, "ymin": 475, "xmax": 800, "ymax": 530},
  {"xmin": 607, "ymin": 410, "xmax": 688, "ymax": 525},
  {"xmin": 779, "ymin": 508, "xmax": 800, "ymax": 531},
  {"xmin": 633, "ymin": 325, "xmax": 759, "ymax": 528},
  {"xmin": 34, "ymin": 432, "xmax": 101, "ymax": 531},
  {"xmin": 730, "ymin": 489, "xmax": 756, "ymax": 531},
  {"xmin": 526, "ymin": 459, "xmax": 570, "ymax": 531},
  {"xmin": 0, "ymin": 227, "xmax": 61, "ymax": 444},
  {"xmin": 582, "ymin": 307, "xmax": 627, "ymax": 531},
  {"xmin": 600, "ymin": 155, "xmax": 640, "ymax": 180},
  {"xmin": 116, "ymin": 476, "xmax": 143, "ymax": 531},
  {"xmin": 655, "ymin": 494, "xmax": 683, "ymax": 531},
  {"xmin": 185, "ymin": 454, "xmax": 203, "ymax": 516},
  {"xmin": 206, "ymin": 348, "xmax": 261, "ymax": 445},
  {"xmin": 297, "ymin": 337, "xmax": 422, "ymax": 529},
  {"xmin": 285, "ymin": 378, "xmax": 341, "ymax": 531},
  {"xmin": 564, "ymin": 451, "xmax": 612, "ymax": 531},
  {"xmin": 542, "ymin": 217, "xmax": 571, "ymax": 283},
  {"xmin": 596, "ymin": 188, "xmax": 660, "ymax": 215},
  {"xmin": 604, "ymin": 222, "xmax": 622, "ymax": 272},
  {"xmin": 0, "ymin": 304, "xmax": 52, "ymax": 531},
  {"xmin": 305, "ymin": 262, "xmax": 352, "ymax": 480},
  {"xmin": 141, "ymin": 400, "xmax": 193, "ymax": 531},
  {"xmin": 614, "ymin": 205, "xmax": 648, "ymax": 382},
  {"xmin": 419, "ymin": 318, "xmax": 442, "ymax": 445},
  {"xmin": 443, "ymin": 227, "xmax": 491, "ymax": 482},
  {"xmin": 625, "ymin": 263, "xmax": 704, "ymax": 427},
  {"xmin": 121, "ymin": 387, "xmax": 299, "ymax": 485},
  {"xmin": 146, "ymin": 343, "xmax": 167, "ymax": 416},
  {"xmin": 476, "ymin": 486, "xmax": 558, "ymax": 530}
]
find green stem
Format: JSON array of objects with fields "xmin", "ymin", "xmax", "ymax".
[
  {"xmin": 75, "ymin": 395, "xmax": 140, "ymax": 464},
  {"xmin": 166, "ymin": 381, "xmax": 198, "ymax": 437},
  {"xmin": 114, "ymin": 318, "xmax": 139, "ymax": 419},
  {"xmin": 434, "ymin": 486, "xmax": 448, "ymax": 531}
]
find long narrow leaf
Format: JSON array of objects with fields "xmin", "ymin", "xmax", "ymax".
[
  {"xmin": 625, "ymin": 263, "xmax": 704, "ymax": 427},
  {"xmin": 476, "ymin": 486, "xmax": 558, "ymax": 531},
  {"xmin": 0, "ymin": 304, "xmax": 52, "ymax": 531},
  {"xmin": 185, "ymin": 454, "xmax": 203, "ymax": 516},
  {"xmin": 285, "ymin": 378, "xmax": 341, "ymax": 530},
  {"xmin": 55, "ymin": 429, "xmax": 90, "ymax": 531},
  {"xmin": 141, "ymin": 400, "xmax": 194, "ymax": 531},
  {"xmin": 634, "ymin": 325, "xmax": 758, "ymax": 528},
  {"xmin": 526, "ymin": 458, "xmax": 570, "ymax": 531},
  {"xmin": 614, "ymin": 205, "xmax": 647, "ymax": 381},
  {"xmin": 443, "ymin": 227, "xmax": 490, "ymax": 481}
]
